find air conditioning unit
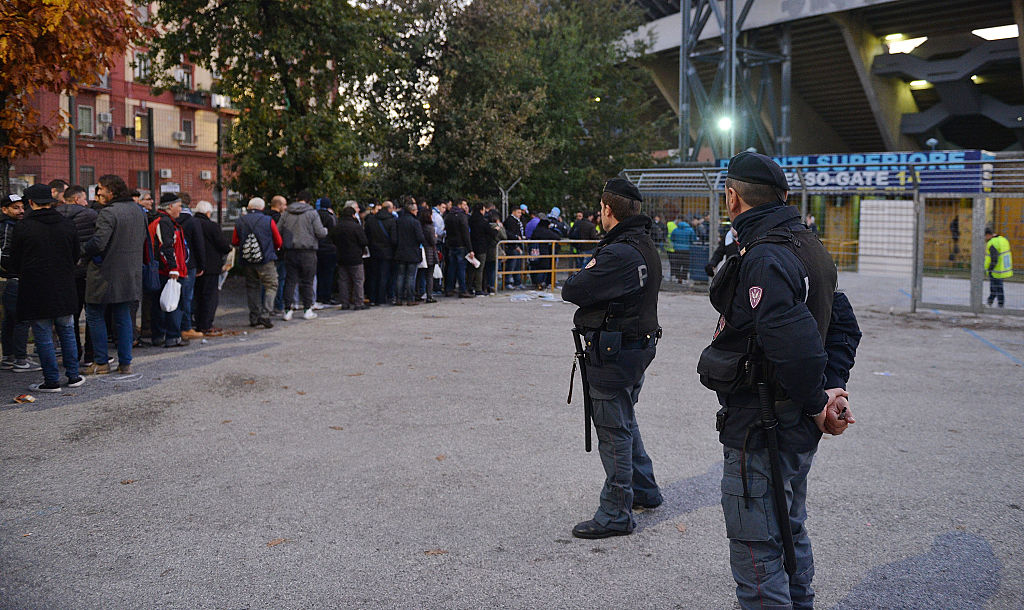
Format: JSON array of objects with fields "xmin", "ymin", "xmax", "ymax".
[
  {"xmin": 199, "ymin": 170, "xmax": 212, "ymax": 180},
  {"xmin": 97, "ymin": 112, "xmax": 112, "ymax": 124},
  {"xmin": 159, "ymin": 169, "xmax": 172, "ymax": 179},
  {"xmin": 172, "ymin": 131, "xmax": 187, "ymax": 141}
]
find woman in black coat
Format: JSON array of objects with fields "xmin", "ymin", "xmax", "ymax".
[
  {"xmin": 193, "ymin": 201, "xmax": 233, "ymax": 335},
  {"xmin": 10, "ymin": 188, "xmax": 81, "ymax": 390},
  {"xmin": 417, "ymin": 206, "xmax": 438, "ymax": 303}
]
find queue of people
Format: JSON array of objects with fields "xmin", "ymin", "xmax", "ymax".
[{"xmin": 0, "ymin": 175, "xmax": 232, "ymax": 392}]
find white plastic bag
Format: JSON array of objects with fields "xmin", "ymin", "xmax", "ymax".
[
  {"xmin": 160, "ymin": 278, "xmax": 181, "ymax": 312},
  {"xmin": 418, "ymin": 245, "xmax": 428, "ymax": 269},
  {"xmin": 432, "ymin": 264, "xmax": 443, "ymax": 280}
]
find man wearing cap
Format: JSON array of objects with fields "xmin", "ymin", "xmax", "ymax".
[
  {"xmin": 233, "ymin": 197, "xmax": 283, "ymax": 328},
  {"xmin": 147, "ymin": 193, "xmax": 190, "ymax": 347},
  {"xmin": 984, "ymin": 227, "xmax": 1012, "ymax": 308},
  {"xmin": 0, "ymin": 193, "xmax": 39, "ymax": 372},
  {"xmin": 562, "ymin": 176, "xmax": 664, "ymax": 539},
  {"xmin": 697, "ymin": 151, "xmax": 861, "ymax": 608}
]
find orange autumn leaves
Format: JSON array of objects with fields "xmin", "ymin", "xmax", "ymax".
[{"xmin": 0, "ymin": 0, "xmax": 145, "ymax": 161}]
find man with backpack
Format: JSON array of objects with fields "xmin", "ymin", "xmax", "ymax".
[{"xmin": 232, "ymin": 197, "xmax": 283, "ymax": 328}]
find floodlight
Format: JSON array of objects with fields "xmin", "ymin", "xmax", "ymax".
[
  {"xmin": 717, "ymin": 116, "xmax": 733, "ymax": 131},
  {"xmin": 887, "ymin": 36, "xmax": 927, "ymax": 54},
  {"xmin": 972, "ymin": 25, "xmax": 1018, "ymax": 41}
]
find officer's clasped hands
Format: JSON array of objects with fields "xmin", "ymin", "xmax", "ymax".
[{"xmin": 815, "ymin": 388, "xmax": 854, "ymax": 436}]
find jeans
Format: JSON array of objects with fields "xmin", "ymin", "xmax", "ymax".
[
  {"xmin": 151, "ymin": 277, "xmax": 183, "ymax": 345},
  {"xmin": 722, "ymin": 445, "xmax": 817, "ymax": 610},
  {"xmin": 336, "ymin": 264, "xmax": 365, "ymax": 307},
  {"xmin": 589, "ymin": 377, "xmax": 661, "ymax": 532},
  {"xmin": 284, "ymin": 250, "xmax": 317, "ymax": 310},
  {"xmin": 1, "ymin": 279, "xmax": 30, "ymax": 361},
  {"xmin": 368, "ymin": 256, "xmax": 393, "ymax": 305},
  {"xmin": 273, "ymin": 259, "xmax": 286, "ymax": 311},
  {"xmin": 394, "ymin": 262, "xmax": 418, "ymax": 302},
  {"xmin": 246, "ymin": 262, "xmax": 278, "ymax": 323},
  {"xmin": 503, "ymin": 245, "xmax": 523, "ymax": 286},
  {"xmin": 31, "ymin": 316, "xmax": 79, "ymax": 384},
  {"xmin": 988, "ymin": 276, "xmax": 1005, "ymax": 307},
  {"xmin": 317, "ymin": 249, "xmax": 337, "ymax": 303},
  {"xmin": 445, "ymin": 246, "xmax": 468, "ymax": 294},
  {"xmin": 179, "ymin": 269, "xmax": 196, "ymax": 331},
  {"xmin": 86, "ymin": 302, "xmax": 133, "ymax": 366},
  {"xmin": 73, "ymin": 274, "xmax": 92, "ymax": 362}
]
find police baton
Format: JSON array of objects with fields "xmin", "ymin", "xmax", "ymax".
[
  {"xmin": 569, "ymin": 329, "xmax": 593, "ymax": 452},
  {"xmin": 749, "ymin": 339, "xmax": 798, "ymax": 577}
]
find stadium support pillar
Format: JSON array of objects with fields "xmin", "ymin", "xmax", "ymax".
[{"xmin": 831, "ymin": 11, "xmax": 918, "ymax": 151}]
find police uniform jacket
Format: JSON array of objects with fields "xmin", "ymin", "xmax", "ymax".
[
  {"xmin": 562, "ymin": 214, "xmax": 661, "ymax": 390},
  {"xmin": 707, "ymin": 202, "xmax": 859, "ymax": 453}
]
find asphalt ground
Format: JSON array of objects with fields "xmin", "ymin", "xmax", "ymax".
[{"xmin": 1, "ymin": 274, "xmax": 1022, "ymax": 609}]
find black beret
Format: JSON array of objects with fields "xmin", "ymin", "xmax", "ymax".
[
  {"xmin": 603, "ymin": 177, "xmax": 643, "ymax": 202},
  {"xmin": 726, "ymin": 151, "xmax": 789, "ymax": 191}
]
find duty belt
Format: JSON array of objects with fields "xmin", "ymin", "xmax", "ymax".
[{"xmin": 622, "ymin": 328, "xmax": 663, "ymax": 350}]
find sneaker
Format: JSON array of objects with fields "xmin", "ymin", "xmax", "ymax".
[
  {"xmin": 271, "ymin": 309, "xmax": 284, "ymax": 318},
  {"xmin": 12, "ymin": 359, "xmax": 41, "ymax": 373},
  {"xmin": 66, "ymin": 376, "xmax": 86, "ymax": 388},
  {"xmin": 302, "ymin": 308, "xmax": 318, "ymax": 320},
  {"xmin": 200, "ymin": 328, "xmax": 224, "ymax": 337},
  {"xmin": 1, "ymin": 359, "xmax": 13, "ymax": 370},
  {"xmin": 164, "ymin": 339, "xmax": 190, "ymax": 348},
  {"xmin": 312, "ymin": 302, "xmax": 327, "ymax": 310},
  {"xmin": 117, "ymin": 364, "xmax": 132, "ymax": 374},
  {"xmin": 256, "ymin": 318, "xmax": 274, "ymax": 329},
  {"xmin": 283, "ymin": 309, "xmax": 294, "ymax": 321},
  {"xmin": 181, "ymin": 329, "xmax": 204, "ymax": 340},
  {"xmin": 29, "ymin": 381, "xmax": 62, "ymax": 393},
  {"xmin": 82, "ymin": 362, "xmax": 110, "ymax": 375}
]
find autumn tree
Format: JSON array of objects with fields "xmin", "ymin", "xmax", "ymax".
[
  {"xmin": 146, "ymin": 0, "xmax": 398, "ymax": 199},
  {"xmin": 0, "ymin": 0, "xmax": 143, "ymax": 197}
]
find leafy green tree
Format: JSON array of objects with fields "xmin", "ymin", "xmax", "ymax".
[
  {"xmin": 145, "ymin": 0, "xmax": 394, "ymax": 199},
  {"xmin": 377, "ymin": 0, "xmax": 669, "ymax": 210}
]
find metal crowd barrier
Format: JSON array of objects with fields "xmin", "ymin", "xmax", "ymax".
[{"xmin": 494, "ymin": 239, "xmax": 600, "ymax": 291}]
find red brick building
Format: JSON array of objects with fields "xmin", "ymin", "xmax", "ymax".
[{"xmin": 12, "ymin": 43, "xmax": 234, "ymax": 210}]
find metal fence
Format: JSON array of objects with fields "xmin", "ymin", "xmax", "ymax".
[
  {"xmin": 621, "ymin": 159, "xmax": 1024, "ymax": 315},
  {"xmin": 495, "ymin": 239, "xmax": 600, "ymax": 291}
]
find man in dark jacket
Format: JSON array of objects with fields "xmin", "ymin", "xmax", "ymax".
[
  {"xmin": 529, "ymin": 214, "xmax": 561, "ymax": 290},
  {"xmin": 82, "ymin": 174, "xmax": 148, "ymax": 375},
  {"xmin": 503, "ymin": 207, "xmax": 526, "ymax": 288},
  {"xmin": 330, "ymin": 206, "xmax": 368, "ymax": 310},
  {"xmin": 0, "ymin": 194, "xmax": 36, "ymax": 372},
  {"xmin": 315, "ymin": 197, "xmax": 338, "ymax": 305},
  {"xmin": 568, "ymin": 210, "xmax": 599, "ymax": 269},
  {"xmin": 56, "ymin": 184, "xmax": 98, "ymax": 365},
  {"xmin": 392, "ymin": 198, "xmax": 425, "ymax": 306},
  {"xmin": 233, "ymin": 197, "xmax": 283, "ymax": 328},
  {"xmin": 443, "ymin": 199, "xmax": 473, "ymax": 297},
  {"xmin": 10, "ymin": 184, "xmax": 82, "ymax": 392},
  {"xmin": 468, "ymin": 202, "xmax": 495, "ymax": 296},
  {"xmin": 175, "ymin": 193, "xmax": 204, "ymax": 340},
  {"xmin": 278, "ymin": 190, "xmax": 328, "ymax": 319},
  {"xmin": 364, "ymin": 200, "xmax": 397, "ymax": 306},
  {"xmin": 193, "ymin": 200, "xmax": 232, "ymax": 335}
]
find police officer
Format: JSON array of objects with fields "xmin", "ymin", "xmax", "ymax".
[
  {"xmin": 562, "ymin": 177, "xmax": 663, "ymax": 539},
  {"xmin": 697, "ymin": 152, "xmax": 861, "ymax": 608}
]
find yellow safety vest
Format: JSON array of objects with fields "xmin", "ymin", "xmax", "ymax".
[
  {"xmin": 665, "ymin": 221, "xmax": 677, "ymax": 252},
  {"xmin": 985, "ymin": 235, "xmax": 1013, "ymax": 279}
]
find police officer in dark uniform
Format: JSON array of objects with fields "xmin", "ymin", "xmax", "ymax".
[
  {"xmin": 562, "ymin": 177, "xmax": 663, "ymax": 539},
  {"xmin": 696, "ymin": 152, "xmax": 862, "ymax": 608}
]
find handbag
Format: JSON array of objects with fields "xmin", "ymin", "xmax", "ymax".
[
  {"xmin": 142, "ymin": 234, "xmax": 161, "ymax": 293},
  {"xmin": 159, "ymin": 277, "xmax": 181, "ymax": 312}
]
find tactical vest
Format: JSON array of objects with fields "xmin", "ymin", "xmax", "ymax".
[
  {"xmin": 573, "ymin": 228, "xmax": 662, "ymax": 340},
  {"xmin": 698, "ymin": 224, "xmax": 836, "ymax": 395}
]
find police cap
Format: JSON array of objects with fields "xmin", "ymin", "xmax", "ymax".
[
  {"xmin": 726, "ymin": 151, "xmax": 789, "ymax": 191},
  {"xmin": 603, "ymin": 177, "xmax": 643, "ymax": 203}
]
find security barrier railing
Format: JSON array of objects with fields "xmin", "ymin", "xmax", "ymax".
[{"xmin": 495, "ymin": 239, "xmax": 600, "ymax": 291}]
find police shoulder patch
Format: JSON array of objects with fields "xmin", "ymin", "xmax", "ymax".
[
  {"xmin": 585, "ymin": 258, "xmax": 596, "ymax": 269},
  {"xmin": 749, "ymin": 286, "xmax": 763, "ymax": 309}
]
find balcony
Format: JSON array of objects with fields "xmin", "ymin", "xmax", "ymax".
[{"xmin": 173, "ymin": 90, "xmax": 208, "ymax": 107}]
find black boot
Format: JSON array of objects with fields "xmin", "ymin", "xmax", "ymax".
[{"xmin": 571, "ymin": 519, "xmax": 631, "ymax": 539}]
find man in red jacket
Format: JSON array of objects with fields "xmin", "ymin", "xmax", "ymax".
[{"xmin": 148, "ymin": 193, "xmax": 190, "ymax": 348}]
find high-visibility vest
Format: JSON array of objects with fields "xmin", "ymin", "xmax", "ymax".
[
  {"xmin": 985, "ymin": 235, "xmax": 1013, "ymax": 279},
  {"xmin": 665, "ymin": 221, "xmax": 677, "ymax": 252}
]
